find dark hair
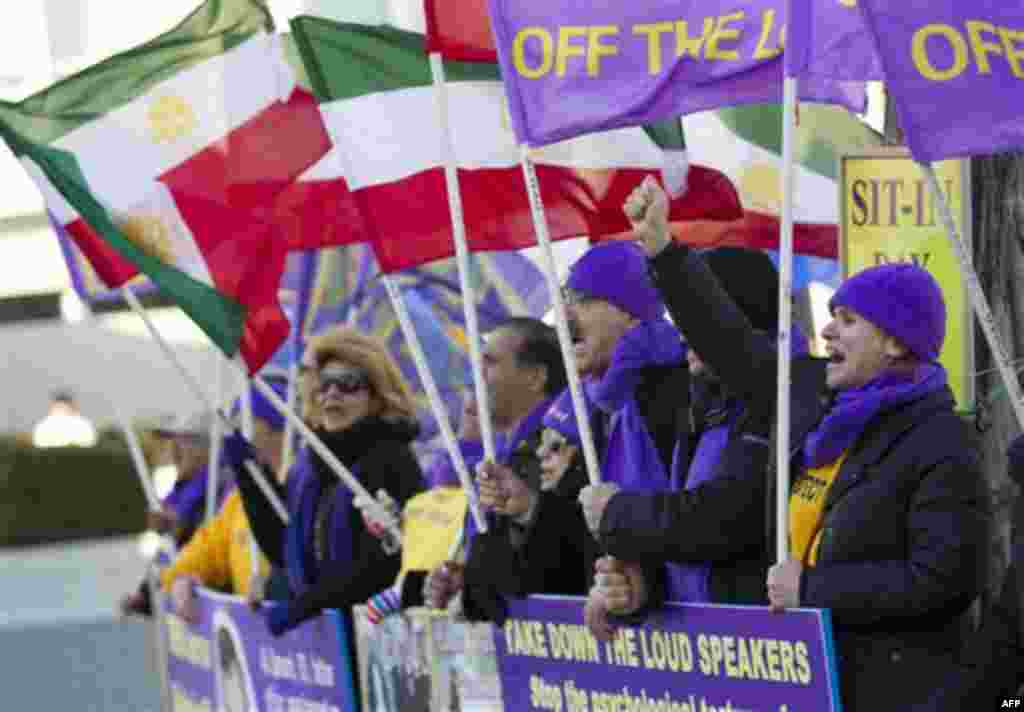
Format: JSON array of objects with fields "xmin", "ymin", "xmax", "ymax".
[{"xmin": 500, "ymin": 317, "xmax": 567, "ymax": 397}]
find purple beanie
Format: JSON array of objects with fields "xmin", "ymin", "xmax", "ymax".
[
  {"xmin": 231, "ymin": 379, "xmax": 289, "ymax": 432},
  {"xmin": 565, "ymin": 241, "xmax": 665, "ymax": 321},
  {"xmin": 542, "ymin": 389, "xmax": 581, "ymax": 445},
  {"xmin": 829, "ymin": 263, "xmax": 946, "ymax": 362}
]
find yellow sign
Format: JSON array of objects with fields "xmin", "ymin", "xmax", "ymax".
[
  {"xmin": 400, "ymin": 486, "xmax": 468, "ymax": 574},
  {"xmin": 840, "ymin": 149, "xmax": 973, "ymax": 408}
]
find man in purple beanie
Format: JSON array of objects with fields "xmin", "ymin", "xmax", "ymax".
[{"xmin": 561, "ymin": 240, "xmax": 689, "ymax": 491}]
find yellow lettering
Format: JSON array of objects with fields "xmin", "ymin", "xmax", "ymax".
[
  {"xmin": 633, "ymin": 22, "xmax": 674, "ymax": 75},
  {"xmin": 706, "ymin": 12, "xmax": 745, "ymax": 61},
  {"xmin": 556, "ymin": 25, "xmax": 587, "ymax": 77},
  {"xmin": 912, "ymin": 24, "xmax": 969, "ymax": 81},
  {"xmin": 1000, "ymin": 26, "xmax": 1024, "ymax": 78},
  {"xmin": 735, "ymin": 637, "xmax": 754, "ymax": 679},
  {"xmin": 587, "ymin": 25, "xmax": 619, "ymax": 76},
  {"xmin": 675, "ymin": 18, "xmax": 715, "ymax": 60},
  {"xmin": 794, "ymin": 641, "xmax": 812, "ymax": 684},
  {"xmin": 967, "ymin": 20, "xmax": 1004, "ymax": 74},
  {"xmin": 723, "ymin": 636, "xmax": 739, "ymax": 678},
  {"xmin": 778, "ymin": 640, "xmax": 798, "ymax": 683},
  {"xmin": 754, "ymin": 9, "xmax": 782, "ymax": 60},
  {"xmin": 838, "ymin": 0, "xmax": 857, "ymax": 6},
  {"xmin": 765, "ymin": 639, "xmax": 782, "ymax": 682},
  {"xmin": 513, "ymin": 27, "xmax": 554, "ymax": 79}
]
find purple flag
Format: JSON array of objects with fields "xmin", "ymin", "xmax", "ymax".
[
  {"xmin": 858, "ymin": 0, "xmax": 1024, "ymax": 162},
  {"xmin": 785, "ymin": 0, "xmax": 884, "ymax": 81},
  {"xmin": 487, "ymin": 0, "xmax": 867, "ymax": 146}
]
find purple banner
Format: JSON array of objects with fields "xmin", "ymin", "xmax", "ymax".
[
  {"xmin": 495, "ymin": 596, "xmax": 842, "ymax": 712},
  {"xmin": 487, "ymin": 0, "xmax": 867, "ymax": 146},
  {"xmin": 858, "ymin": 0, "xmax": 1024, "ymax": 162},
  {"xmin": 785, "ymin": 0, "xmax": 884, "ymax": 81},
  {"xmin": 162, "ymin": 588, "xmax": 357, "ymax": 712}
]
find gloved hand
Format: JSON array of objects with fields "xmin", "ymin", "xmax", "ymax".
[
  {"xmin": 264, "ymin": 601, "xmax": 304, "ymax": 637},
  {"xmin": 222, "ymin": 429, "xmax": 258, "ymax": 473},
  {"xmin": 354, "ymin": 489, "xmax": 400, "ymax": 540}
]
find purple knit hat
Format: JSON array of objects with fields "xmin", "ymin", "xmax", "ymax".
[
  {"xmin": 829, "ymin": 263, "xmax": 946, "ymax": 362},
  {"xmin": 542, "ymin": 389, "xmax": 581, "ymax": 445},
  {"xmin": 565, "ymin": 241, "xmax": 665, "ymax": 321},
  {"xmin": 231, "ymin": 379, "xmax": 289, "ymax": 432}
]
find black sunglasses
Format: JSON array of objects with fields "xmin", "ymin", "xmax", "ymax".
[{"xmin": 317, "ymin": 367, "xmax": 370, "ymax": 396}]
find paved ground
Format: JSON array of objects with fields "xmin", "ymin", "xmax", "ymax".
[{"xmin": 0, "ymin": 536, "xmax": 162, "ymax": 710}]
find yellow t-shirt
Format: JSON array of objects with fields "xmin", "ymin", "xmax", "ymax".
[
  {"xmin": 789, "ymin": 453, "xmax": 847, "ymax": 566},
  {"xmin": 161, "ymin": 490, "xmax": 269, "ymax": 596}
]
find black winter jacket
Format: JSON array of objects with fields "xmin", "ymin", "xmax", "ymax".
[
  {"xmin": 601, "ymin": 243, "xmax": 988, "ymax": 711},
  {"xmin": 236, "ymin": 416, "xmax": 424, "ymax": 622}
]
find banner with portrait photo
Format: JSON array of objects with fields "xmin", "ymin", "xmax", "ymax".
[{"xmin": 161, "ymin": 587, "xmax": 358, "ymax": 712}]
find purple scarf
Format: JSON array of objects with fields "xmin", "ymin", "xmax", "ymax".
[
  {"xmin": 804, "ymin": 363, "xmax": 948, "ymax": 469},
  {"xmin": 284, "ymin": 447, "xmax": 357, "ymax": 598},
  {"xmin": 587, "ymin": 319, "xmax": 685, "ymax": 491},
  {"xmin": 666, "ymin": 327, "xmax": 808, "ymax": 603}
]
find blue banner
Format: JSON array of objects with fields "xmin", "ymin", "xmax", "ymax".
[{"xmin": 495, "ymin": 596, "xmax": 842, "ymax": 712}]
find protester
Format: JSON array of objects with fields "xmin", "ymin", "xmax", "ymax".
[
  {"xmin": 161, "ymin": 379, "xmax": 288, "ymax": 622},
  {"xmin": 149, "ymin": 412, "xmax": 225, "ymax": 546},
  {"xmin": 537, "ymin": 388, "xmax": 587, "ymax": 498},
  {"xmin": 587, "ymin": 177, "xmax": 988, "ymax": 711},
  {"xmin": 563, "ymin": 240, "xmax": 688, "ymax": 484},
  {"xmin": 120, "ymin": 411, "xmax": 221, "ymax": 617},
  {"xmin": 229, "ymin": 326, "xmax": 425, "ymax": 638},
  {"xmin": 424, "ymin": 318, "xmax": 587, "ymax": 623},
  {"xmin": 364, "ymin": 392, "xmax": 481, "ymax": 624},
  {"xmin": 581, "ymin": 246, "xmax": 812, "ymax": 619},
  {"xmin": 916, "ymin": 433, "xmax": 1024, "ymax": 708}
]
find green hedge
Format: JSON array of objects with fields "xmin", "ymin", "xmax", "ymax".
[{"xmin": 0, "ymin": 435, "xmax": 148, "ymax": 548}]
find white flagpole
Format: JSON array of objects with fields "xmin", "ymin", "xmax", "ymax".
[
  {"xmin": 429, "ymin": 52, "xmax": 499, "ymax": 464},
  {"xmin": 518, "ymin": 147, "xmax": 602, "ymax": 485},
  {"xmin": 921, "ymin": 164, "xmax": 1024, "ymax": 432},
  {"xmin": 119, "ymin": 288, "xmax": 290, "ymax": 525},
  {"xmin": 382, "ymin": 275, "xmax": 488, "ymax": 533},
  {"xmin": 205, "ymin": 356, "xmax": 225, "ymax": 523},
  {"xmin": 775, "ymin": 77, "xmax": 799, "ymax": 565}
]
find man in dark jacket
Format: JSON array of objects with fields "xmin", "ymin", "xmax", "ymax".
[{"xmin": 425, "ymin": 317, "xmax": 587, "ymax": 622}]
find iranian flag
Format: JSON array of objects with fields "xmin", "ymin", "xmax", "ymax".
[
  {"xmin": 678, "ymin": 103, "xmax": 883, "ymax": 259},
  {"xmin": 290, "ymin": 18, "xmax": 741, "ymax": 273},
  {"xmin": 0, "ymin": 0, "xmax": 341, "ymax": 371}
]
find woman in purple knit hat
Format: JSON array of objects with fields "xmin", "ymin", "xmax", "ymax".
[{"xmin": 588, "ymin": 177, "xmax": 987, "ymax": 711}]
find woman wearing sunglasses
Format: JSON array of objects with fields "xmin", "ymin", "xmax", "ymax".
[
  {"xmin": 231, "ymin": 326, "xmax": 424, "ymax": 638},
  {"xmin": 537, "ymin": 389, "xmax": 587, "ymax": 498}
]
